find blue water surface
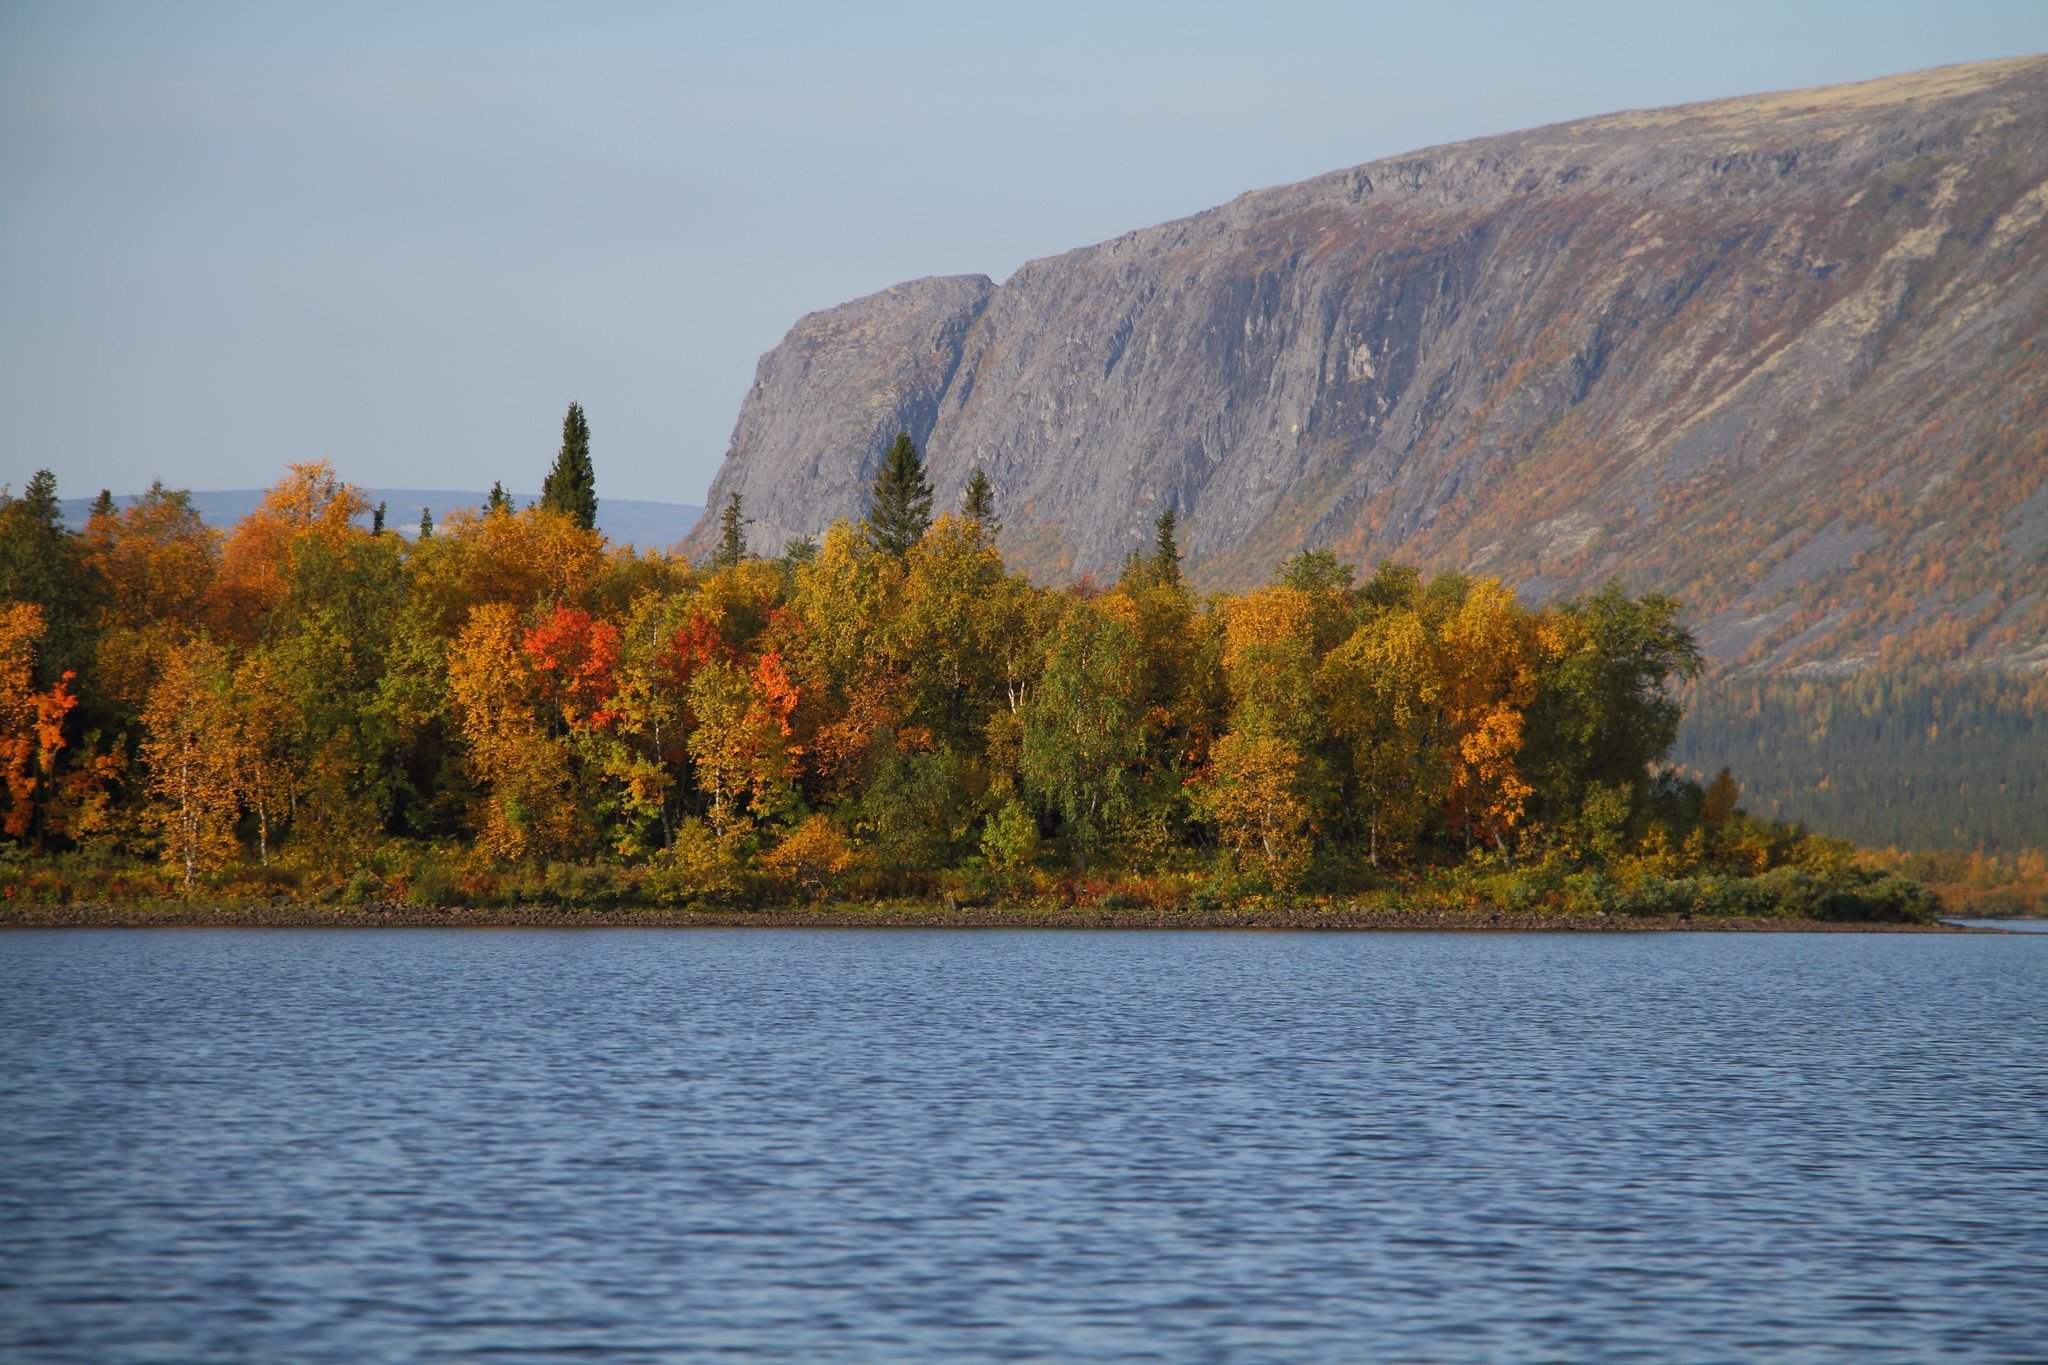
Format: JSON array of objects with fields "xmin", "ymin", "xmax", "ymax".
[{"xmin": 1, "ymin": 928, "xmax": 2043, "ymax": 1361}]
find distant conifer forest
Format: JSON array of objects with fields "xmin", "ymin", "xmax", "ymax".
[{"xmin": 0, "ymin": 416, "xmax": 1965, "ymax": 921}]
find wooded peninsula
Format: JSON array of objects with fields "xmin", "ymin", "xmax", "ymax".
[{"xmin": 0, "ymin": 410, "xmax": 1942, "ymax": 926}]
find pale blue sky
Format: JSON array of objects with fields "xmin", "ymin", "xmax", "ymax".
[{"xmin": 4, "ymin": 1, "xmax": 2045, "ymax": 504}]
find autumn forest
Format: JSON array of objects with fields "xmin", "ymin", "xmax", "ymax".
[{"xmin": 0, "ymin": 414, "xmax": 1940, "ymax": 922}]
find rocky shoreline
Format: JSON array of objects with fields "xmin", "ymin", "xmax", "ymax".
[{"xmin": 0, "ymin": 901, "xmax": 1974, "ymax": 931}]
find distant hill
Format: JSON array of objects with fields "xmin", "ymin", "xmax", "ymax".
[{"xmin": 60, "ymin": 490, "xmax": 704, "ymax": 551}]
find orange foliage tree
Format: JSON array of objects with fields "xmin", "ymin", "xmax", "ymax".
[{"xmin": 0, "ymin": 603, "xmax": 79, "ymax": 849}]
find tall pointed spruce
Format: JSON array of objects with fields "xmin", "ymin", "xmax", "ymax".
[
  {"xmin": 487, "ymin": 482, "xmax": 511, "ymax": 515},
  {"xmin": 1154, "ymin": 504, "xmax": 1182, "ymax": 586},
  {"xmin": 866, "ymin": 432, "xmax": 933, "ymax": 557},
  {"xmin": 961, "ymin": 467, "xmax": 998, "ymax": 537},
  {"xmin": 418, "ymin": 507, "xmax": 434, "ymax": 540},
  {"xmin": 713, "ymin": 491, "xmax": 750, "ymax": 569},
  {"xmin": 541, "ymin": 402, "xmax": 598, "ymax": 530}
]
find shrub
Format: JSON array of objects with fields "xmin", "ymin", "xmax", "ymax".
[
  {"xmin": 1814, "ymin": 871, "xmax": 1941, "ymax": 923},
  {"xmin": 763, "ymin": 815, "xmax": 856, "ymax": 896},
  {"xmin": 543, "ymin": 861, "xmax": 618, "ymax": 907},
  {"xmin": 405, "ymin": 863, "xmax": 462, "ymax": 908},
  {"xmin": 979, "ymin": 800, "xmax": 1041, "ymax": 889},
  {"xmin": 643, "ymin": 819, "xmax": 746, "ymax": 906}
]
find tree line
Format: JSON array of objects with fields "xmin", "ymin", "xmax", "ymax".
[
  {"xmin": 0, "ymin": 409, "xmax": 1934, "ymax": 917},
  {"xmin": 1677, "ymin": 668, "xmax": 2046, "ymax": 853}
]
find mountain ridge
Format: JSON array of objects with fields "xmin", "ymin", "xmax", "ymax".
[
  {"xmin": 61, "ymin": 490, "xmax": 704, "ymax": 548},
  {"xmin": 684, "ymin": 55, "xmax": 2048, "ymax": 676}
]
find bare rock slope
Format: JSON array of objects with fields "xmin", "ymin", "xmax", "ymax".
[{"xmin": 686, "ymin": 57, "xmax": 2048, "ymax": 673}]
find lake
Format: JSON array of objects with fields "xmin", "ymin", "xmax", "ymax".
[{"xmin": 2, "ymin": 929, "xmax": 2043, "ymax": 1360}]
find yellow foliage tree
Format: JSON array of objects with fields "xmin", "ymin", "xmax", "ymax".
[
  {"xmin": 81, "ymin": 483, "xmax": 221, "ymax": 717},
  {"xmin": 1220, "ymin": 585, "xmax": 1323, "ymax": 746},
  {"xmin": 140, "ymin": 636, "xmax": 241, "ymax": 888},
  {"xmin": 763, "ymin": 813, "xmax": 856, "ymax": 892},
  {"xmin": 1199, "ymin": 732, "xmax": 1314, "ymax": 888},
  {"xmin": 1434, "ymin": 580, "xmax": 1538, "ymax": 852},
  {"xmin": 229, "ymin": 651, "xmax": 301, "ymax": 866},
  {"xmin": 211, "ymin": 461, "xmax": 369, "ymax": 638},
  {"xmin": 686, "ymin": 658, "xmax": 795, "ymax": 834},
  {"xmin": 447, "ymin": 602, "xmax": 586, "ymax": 861},
  {"xmin": 1318, "ymin": 606, "xmax": 1443, "ymax": 866},
  {"xmin": 894, "ymin": 514, "xmax": 1006, "ymax": 739}
]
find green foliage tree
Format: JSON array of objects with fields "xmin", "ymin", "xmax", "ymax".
[
  {"xmin": 487, "ymin": 482, "xmax": 511, "ymax": 515},
  {"xmin": 540, "ymin": 402, "xmax": 597, "ymax": 530},
  {"xmin": 1022, "ymin": 600, "xmax": 1144, "ymax": 866},
  {"xmin": 1522, "ymin": 579, "xmax": 1702, "ymax": 836},
  {"xmin": 866, "ymin": 432, "xmax": 933, "ymax": 557},
  {"xmin": 856, "ymin": 735, "xmax": 969, "ymax": 871},
  {"xmin": 417, "ymin": 507, "xmax": 434, "ymax": 540}
]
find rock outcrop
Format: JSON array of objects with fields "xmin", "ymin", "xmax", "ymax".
[{"xmin": 685, "ymin": 57, "xmax": 2048, "ymax": 672}]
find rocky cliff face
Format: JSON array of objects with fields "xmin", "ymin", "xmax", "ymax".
[{"xmin": 686, "ymin": 57, "xmax": 2048, "ymax": 673}]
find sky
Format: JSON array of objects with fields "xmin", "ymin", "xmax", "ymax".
[{"xmin": 4, "ymin": 2, "xmax": 2046, "ymax": 506}]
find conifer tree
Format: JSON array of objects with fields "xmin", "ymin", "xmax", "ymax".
[
  {"xmin": 865, "ymin": 432, "xmax": 933, "ymax": 557},
  {"xmin": 540, "ymin": 402, "xmax": 597, "ymax": 530},
  {"xmin": 487, "ymin": 482, "xmax": 510, "ymax": 515},
  {"xmin": 372, "ymin": 501, "xmax": 387, "ymax": 535},
  {"xmin": 778, "ymin": 534, "xmax": 818, "ymax": 570},
  {"xmin": 961, "ymin": 468, "xmax": 998, "ymax": 536},
  {"xmin": 418, "ymin": 507, "xmax": 434, "ymax": 540},
  {"xmin": 713, "ymin": 491, "xmax": 749, "ymax": 569},
  {"xmin": 89, "ymin": 489, "xmax": 115, "ymax": 522},
  {"xmin": 1154, "ymin": 504, "xmax": 1182, "ymax": 587},
  {"xmin": 0, "ymin": 469, "xmax": 91, "ymax": 680}
]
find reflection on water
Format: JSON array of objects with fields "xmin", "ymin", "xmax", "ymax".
[{"xmin": 2, "ymin": 929, "xmax": 2044, "ymax": 1360}]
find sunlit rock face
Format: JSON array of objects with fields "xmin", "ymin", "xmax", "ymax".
[{"xmin": 685, "ymin": 57, "xmax": 2048, "ymax": 673}]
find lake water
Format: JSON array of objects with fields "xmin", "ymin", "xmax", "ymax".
[{"xmin": 2, "ymin": 929, "xmax": 2043, "ymax": 1361}]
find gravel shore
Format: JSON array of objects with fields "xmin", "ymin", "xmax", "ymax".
[{"xmin": 0, "ymin": 902, "xmax": 1969, "ymax": 931}]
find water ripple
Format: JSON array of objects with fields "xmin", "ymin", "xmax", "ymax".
[{"xmin": 1, "ymin": 929, "xmax": 2044, "ymax": 1360}]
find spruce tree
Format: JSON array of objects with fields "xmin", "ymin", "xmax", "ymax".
[
  {"xmin": 778, "ymin": 534, "xmax": 818, "ymax": 570},
  {"xmin": 1153, "ymin": 504, "xmax": 1182, "ymax": 586},
  {"xmin": 372, "ymin": 501, "xmax": 387, "ymax": 535},
  {"xmin": 540, "ymin": 401, "xmax": 597, "ymax": 530},
  {"xmin": 866, "ymin": 431, "xmax": 933, "ymax": 557},
  {"xmin": 961, "ymin": 467, "xmax": 999, "ymax": 537},
  {"xmin": 0, "ymin": 469, "xmax": 91, "ymax": 679},
  {"xmin": 89, "ymin": 489, "xmax": 115, "ymax": 522},
  {"xmin": 713, "ymin": 491, "xmax": 750, "ymax": 569},
  {"xmin": 487, "ymin": 482, "xmax": 510, "ymax": 515},
  {"xmin": 418, "ymin": 507, "xmax": 434, "ymax": 540}
]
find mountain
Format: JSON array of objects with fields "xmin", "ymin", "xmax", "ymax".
[
  {"xmin": 683, "ymin": 56, "xmax": 2048, "ymax": 679},
  {"xmin": 61, "ymin": 490, "xmax": 703, "ymax": 549}
]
